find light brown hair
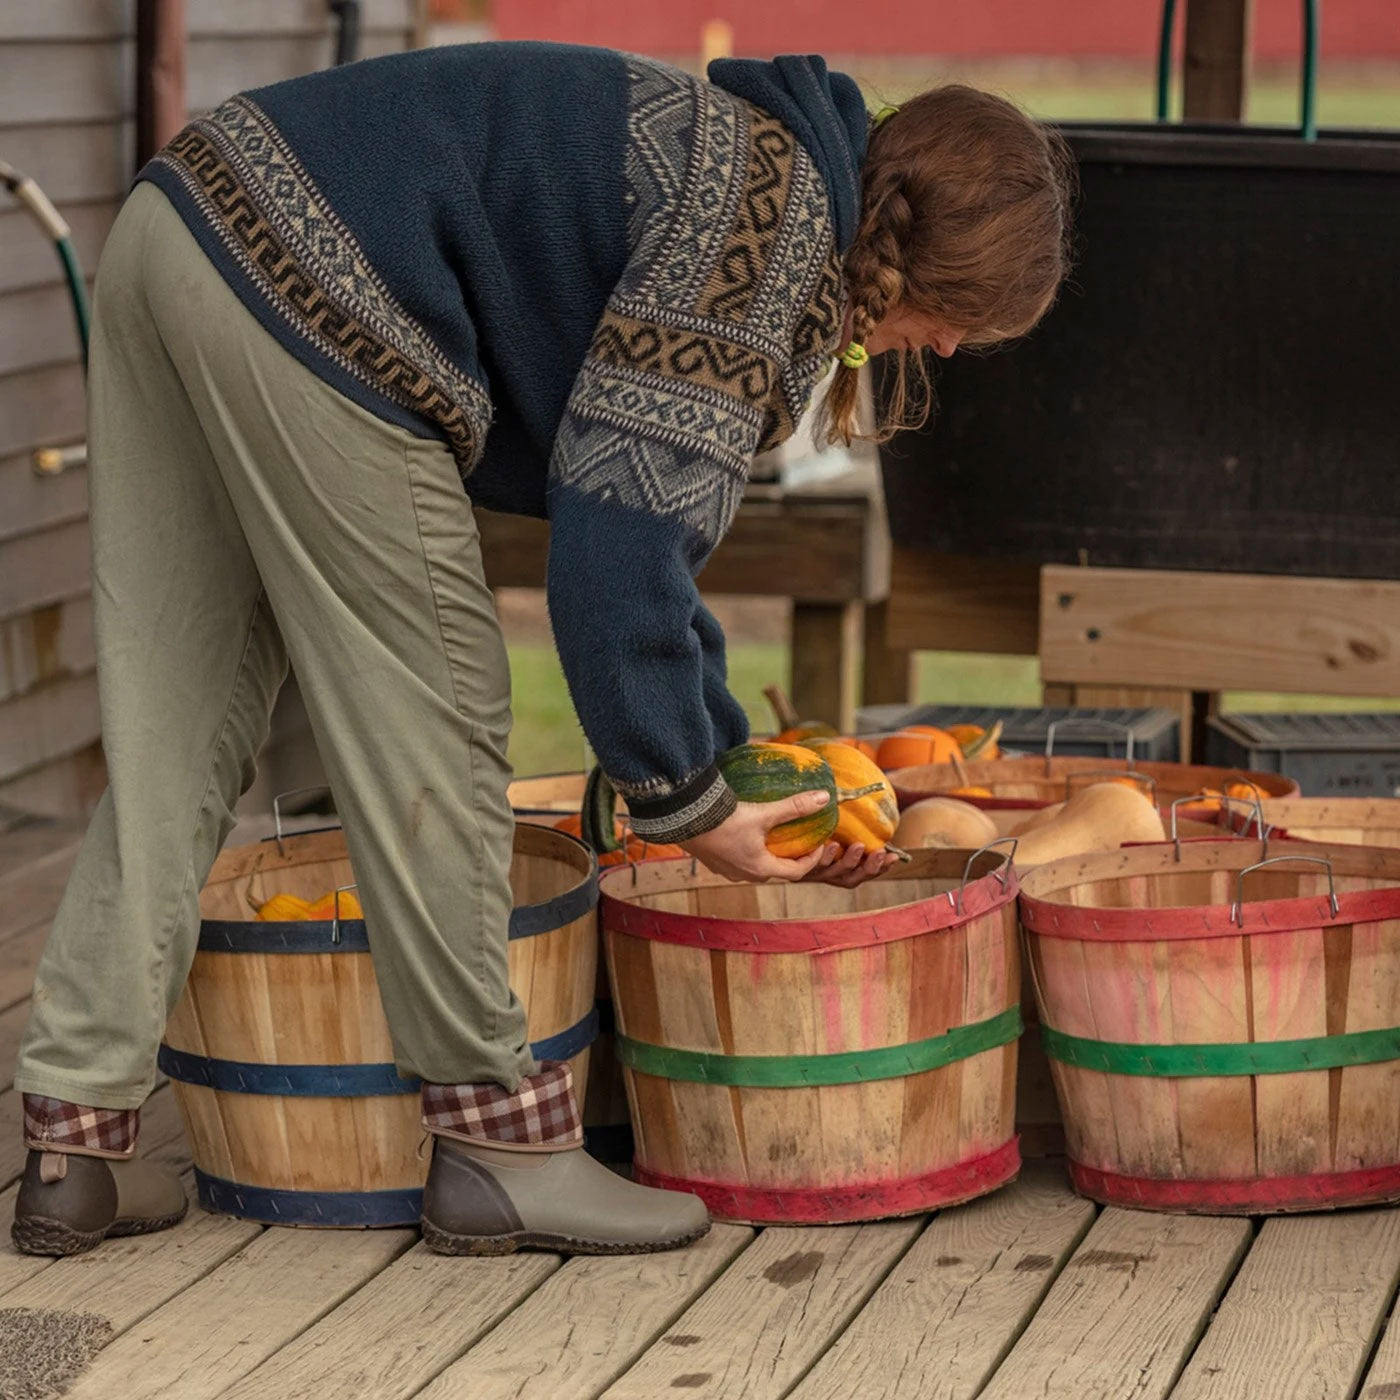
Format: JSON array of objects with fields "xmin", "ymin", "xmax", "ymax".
[{"xmin": 821, "ymin": 86, "xmax": 1076, "ymax": 446}]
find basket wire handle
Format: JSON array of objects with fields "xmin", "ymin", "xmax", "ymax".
[
  {"xmin": 1231, "ymin": 855, "xmax": 1338, "ymax": 928},
  {"xmin": 330, "ymin": 883, "xmax": 358, "ymax": 946},
  {"xmin": 1044, "ymin": 718, "xmax": 1136, "ymax": 772},
  {"xmin": 1063, "ymin": 770, "xmax": 1158, "ymax": 804},
  {"xmin": 953, "ymin": 837, "xmax": 1019, "ymax": 914},
  {"xmin": 1169, "ymin": 792, "xmax": 1267, "ymax": 863},
  {"xmin": 272, "ymin": 785, "xmax": 334, "ymax": 857}
]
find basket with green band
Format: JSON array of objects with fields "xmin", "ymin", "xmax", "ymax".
[
  {"xmin": 599, "ymin": 845, "xmax": 1023, "ymax": 1225},
  {"xmin": 1019, "ymin": 838, "xmax": 1400, "ymax": 1214}
]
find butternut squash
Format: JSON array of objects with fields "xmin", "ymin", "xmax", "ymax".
[
  {"xmin": 1012, "ymin": 783, "xmax": 1166, "ymax": 867},
  {"xmin": 1009, "ymin": 802, "xmax": 1065, "ymax": 836},
  {"xmin": 893, "ymin": 797, "xmax": 999, "ymax": 850}
]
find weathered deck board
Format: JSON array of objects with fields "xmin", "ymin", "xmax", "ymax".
[
  {"xmin": 1359, "ymin": 1310, "xmax": 1400, "ymax": 1399},
  {"xmin": 1172, "ymin": 1211, "xmax": 1400, "ymax": 1400},
  {"xmin": 220, "ymin": 1243, "xmax": 560, "ymax": 1400},
  {"xmin": 59, "ymin": 1226, "xmax": 413, "ymax": 1400},
  {"xmin": 0, "ymin": 919, "xmax": 51, "ymax": 1009},
  {"xmin": 791, "ymin": 1166, "xmax": 1097, "ymax": 1400},
  {"xmin": 976, "ymin": 1208, "xmax": 1252, "ymax": 1400},
  {"xmin": 423, "ymin": 1223, "xmax": 755, "ymax": 1400},
  {"xmin": 599, "ymin": 1218, "xmax": 923, "ymax": 1400}
]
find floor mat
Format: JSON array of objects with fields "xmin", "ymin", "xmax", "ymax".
[{"xmin": 0, "ymin": 1308, "xmax": 114, "ymax": 1400}]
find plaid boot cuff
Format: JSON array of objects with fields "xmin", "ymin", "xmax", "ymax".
[
  {"xmin": 421, "ymin": 1061, "xmax": 582, "ymax": 1148},
  {"xmin": 23, "ymin": 1094, "xmax": 140, "ymax": 1158}
]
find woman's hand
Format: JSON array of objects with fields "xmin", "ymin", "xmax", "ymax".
[
  {"xmin": 679, "ymin": 792, "xmax": 894, "ymax": 887},
  {"xmin": 801, "ymin": 841, "xmax": 902, "ymax": 888}
]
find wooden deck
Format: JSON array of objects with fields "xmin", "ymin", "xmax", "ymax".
[{"xmin": 7, "ymin": 818, "xmax": 1400, "ymax": 1400}]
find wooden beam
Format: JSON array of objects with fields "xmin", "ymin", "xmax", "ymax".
[
  {"xmin": 1040, "ymin": 565, "xmax": 1400, "ymax": 698},
  {"xmin": 860, "ymin": 600, "xmax": 913, "ymax": 707},
  {"xmin": 886, "ymin": 548, "xmax": 1039, "ymax": 655},
  {"xmin": 477, "ymin": 499, "xmax": 878, "ymax": 605},
  {"xmin": 1183, "ymin": 0, "xmax": 1253, "ymax": 122},
  {"xmin": 791, "ymin": 601, "xmax": 863, "ymax": 731}
]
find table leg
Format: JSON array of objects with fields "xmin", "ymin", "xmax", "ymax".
[{"xmin": 790, "ymin": 601, "xmax": 863, "ymax": 732}]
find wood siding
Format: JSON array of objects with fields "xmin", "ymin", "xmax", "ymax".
[{"xmin": 0, "ymin": 0, "xmax": 421, "ymax": 818}]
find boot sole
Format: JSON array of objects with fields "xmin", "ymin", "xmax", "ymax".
[
  {"xmin": 420, "ymin": 1216, "xmax": 710, "ymax": 1258},
  {"xmin": 11, "ymin": 1199, "xmax": 188, "ymax": 1257}
]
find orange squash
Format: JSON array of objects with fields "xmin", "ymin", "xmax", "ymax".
[
  {"xmin": 802, "ymin": 734, "xmax": 879, "ymax": 762},
  {"xmin": 719, "ymin": 742, "xmax": 840, "ymax": 858},
  {"xmin": 947, "ymin": 785, "xmax": 994, "ymax": 798},
  {"xmin": 257, "ymin": 890, "xmax": 364, "ymax": 921},
  {"xmin": 946, "ymin": 723, "xmax": 1002, "ymax": 761},
  {"xmin": 775, "ymin": 721, "xmax": 839, "ymax": 744},
  {"xmin": 810, "ymin": 741, "xmax": 900, "ymax": 852},
  {"xmin": 875, "ymin": 725, "xmax": 962, "ymax": 771}
]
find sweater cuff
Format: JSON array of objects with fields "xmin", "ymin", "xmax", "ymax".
[{"xmin": 623, "ymin": 765, "xmax": 737, "ymax": 844}]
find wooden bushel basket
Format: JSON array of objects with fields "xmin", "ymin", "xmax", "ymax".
[
  {"xmin": 507, "ymin": 771, "xmax": 590, "ymax": 824},
  {"xmin": 1253, "ymin": 797, "xmax": 1400, "ymax": 851},
  {"xmin": 1020, "ymin": 837, "xmax": 1400, "ymax": 1213},
  {"xmin": 888, "ymin": 756, "xmax": 1297, "ymax": 819},
  {"xmin": 161, "ymin": 823, "xmax": 598, "ymax": 1226},
  {"xmin": 599, "ymin": 847, "xmax": 1022, "ymax": 1225}
]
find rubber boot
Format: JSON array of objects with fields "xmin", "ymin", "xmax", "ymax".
[
  {"xmin": 12, "ymin": 1150, "xmax": 188, "ymax": 1256},
  {"xmin": 420, "ymin": 1136, "xmax": 710, "ymax": 1256}
]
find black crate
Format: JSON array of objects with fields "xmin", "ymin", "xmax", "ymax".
[
  {"xmin": 1206, "ymin": 713, "xmax": 1400, "ymax": 797},
  {"xmin": 854, "ymin": 704, "xmax": 1180, "ymax": 763}
]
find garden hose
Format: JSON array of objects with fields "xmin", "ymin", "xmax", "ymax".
[
  {"xmin": 0, "ymin": 158, "xmax": 90, "ymax": 368},
  {"xmin": 1154, "ymin": 0, "xmax": 1319, "ymax": 140}
]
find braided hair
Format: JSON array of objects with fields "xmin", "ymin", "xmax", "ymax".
[{"xmin": 821, "ymin": 86, "xmax": 1076, "ymax": 446}]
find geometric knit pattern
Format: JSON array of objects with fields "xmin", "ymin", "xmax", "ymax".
[
  {"xmin": 551, "ymin": 57, "xmax": 846, "ymax": 549},
  {"xmin": 421, "ymin": 1061, "xmax": 583, "ymax": 1147},
  {"xmin": 150, "ymin": 96, "xmax": 493, "ymax": 476},
  {"xmin": 23, "ymin": 1094, "xmax": 140, "ymax": 1156}
]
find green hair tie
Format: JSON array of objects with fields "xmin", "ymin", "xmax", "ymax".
[
  {"xmin": 872, "ymin": 105, "xmax": 900, "ymax": 127},
  {"xmin": 837, "ymin": 342, "xmax": 870, "ymax": 369}
]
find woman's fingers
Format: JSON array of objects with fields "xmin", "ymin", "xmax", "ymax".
[{"xmin": 756, "ymin": 789, "xmax": 831, "ymax": 831}]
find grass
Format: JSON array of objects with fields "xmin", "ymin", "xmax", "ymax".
[{"xmin": 505, "ymin": 642, "xmax": 1400, "ymax": 778}]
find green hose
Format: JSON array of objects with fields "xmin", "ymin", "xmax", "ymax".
[
  {"xmin": 1301, "ymin": 0, "xmax": 1320, "ymax": 141},
  {"xmin": 1155, "ymin": 0, "xmax": 1319, "ymax": 139},
  {"xmin": 1155, "ymin": 0, "xmax": 1178, "ymax": 121},
  {"xmin": 0, "ymin": 159, "xmax": 90, "ymax": 370},
  {"xmin": 55, "ymin": 236, "xmax": 91, "ymax": 369}
]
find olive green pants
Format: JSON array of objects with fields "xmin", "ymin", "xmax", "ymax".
[{"xmin": 16, "ymin": 183, "xmax": 535, "ymax": 1109}]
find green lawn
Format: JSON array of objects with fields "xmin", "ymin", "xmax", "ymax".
[{"xmin": 505, "ymin": 642, "xmax": 1400, "ymax": 777}]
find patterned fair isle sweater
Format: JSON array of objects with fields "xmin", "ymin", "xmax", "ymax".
[{"xmin": 139, "ymin": 42, "xmax": 868, "ymax": 843}]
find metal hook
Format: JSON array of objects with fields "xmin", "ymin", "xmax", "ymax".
[
  {"xmin": 956, "ymin": 837, "xmax": 1020, "ymax": 914},
  {"xmin": 1169, "ymin": 792, "xmax": 1266, "ymax": 862},
  {"xmin": 272, "ymin": 785, "xmax": 334, "ymax": 856},
  {"xmin": 330, "ymin": 883, "xmax": 358, "ymax": 946},
  {"xmin": 1230, "ymin": 854, "xmax": 1338, "ymax": 927}
]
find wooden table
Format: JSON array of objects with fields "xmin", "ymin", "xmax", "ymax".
[
  {"xmin": 881, "ymin": 548, "xmax": 1400, "ymax": 758},
  {"xmin": 476, "ymin": 464, "xmax": 895, "ymax": 732}
]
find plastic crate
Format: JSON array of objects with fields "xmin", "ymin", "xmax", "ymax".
[
  {"xmin": 1206, "ymin": 713, "xmax": 1400, "ymax": 797},
  {"xmin": 854, "ymin": 704, "xmax": 1181, "ymax": 763}
]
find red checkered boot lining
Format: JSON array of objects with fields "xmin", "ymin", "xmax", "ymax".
[
  {"xmin": 421, "ymin": 1060, "xmax": 582, "ymax": 1149},
  {"xmin": 23, "ymin": 1094, "xmax": 140, "ymax": 1158}
]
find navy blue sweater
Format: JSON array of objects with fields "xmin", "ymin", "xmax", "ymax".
[{"xmin": 141, "ymin": 42, "xmax": 868, "ymax": 842}]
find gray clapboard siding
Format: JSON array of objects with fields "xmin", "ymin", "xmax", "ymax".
[
  {"xmin": 0, "ymin": 2, "xmax": 134, "ymax": 43},
  {"xmin": 0, "ymin": 364, "xmax": 85, "ymax": 459},
  {"xmin": 188, "ymin": 0, "xmax": 419, "ymax": 37},
  {"xmin": 0, "ymin": 518, "xmax": 91, "ymax": 622},
  {"xmin": 0, "ymin": 595, "xmax": 95, "ymax": 705},
  {"xmin": 186, "ymin": 32, "xmax": 415, "ymax": 112},
  {"xmin": 0, "ymin": 120, "xmax": 133, "ymax": 203},
  {"xmin": 0, "ymin": 451, "xmax": 89, "ymax": 542},
  {"xmin": 0, "ymin": 667, "xmax": 99, "ymax": 782},
  {"xmin": 0, "ymin": 40, "xmax": 134, "ymax": 126},
  {"xmin": 0, "ymin": 281, "xmax": 92, "ymax": 377},
  {"xmin": 0, "ymin": 200, "xmax": 118, "ymax": 296},
  {"xmin": 0, "ymin": 741, "xmax": 104, "ymax": 818}
]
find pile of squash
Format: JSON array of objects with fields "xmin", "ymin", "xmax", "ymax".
[{"xmin": 893, "ymin": 783, "xmax": 1166, "ymax": 868}]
